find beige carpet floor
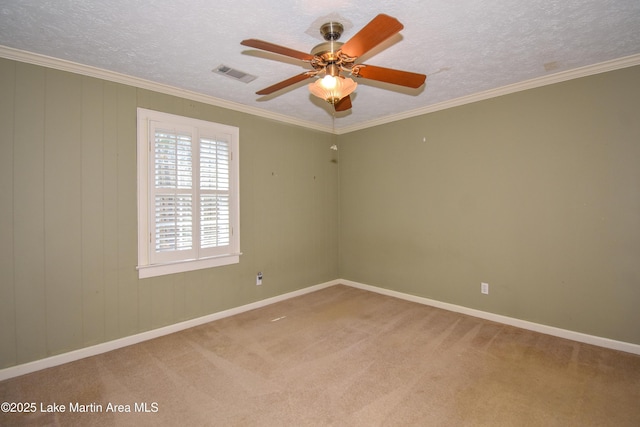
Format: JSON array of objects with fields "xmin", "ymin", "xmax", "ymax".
[{"xmin": 1, "ymin": 284, "xmax": 639, "ymax": 426}]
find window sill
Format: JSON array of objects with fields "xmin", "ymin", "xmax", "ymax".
[{"xmin": 137, "ymin": 253, "xmax": 241, "ymax": 279}]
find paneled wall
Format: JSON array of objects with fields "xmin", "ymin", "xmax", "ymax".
[
  {"xmin": 338, "ymin": 66, "xmax": 640, "ymax": 345},
  {"xmin": 2, "ymin": 57, "xmax": 638, "ymax": 370},
  {"xmin": 0, "ymin": 58, "xmax": 339, "ymax": 368}
]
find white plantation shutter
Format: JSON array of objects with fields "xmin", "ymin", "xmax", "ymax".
[
  {"xmin": 150, "ymin": 126, "xmax": 196, "ymax": 263},
  {"xmin": 155, "ymin": 194, "xmax": 193, "ymax": 251},
  {"xmin": 200, "ymin": 136, "xmax": 231, "ymax": 250},
  {"xmin": 137, "ymin": 109, "xmax": 240, "ymax": 278}
]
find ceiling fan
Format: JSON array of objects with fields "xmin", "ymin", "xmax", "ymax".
[{"xmin": 241, "ymin": 14, "xmax": 426, "ymax": 112}]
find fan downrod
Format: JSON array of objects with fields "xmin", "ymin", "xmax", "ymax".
[{"xmin": 311, "ymin": 22, "xmax": 346, "ymax": 60}]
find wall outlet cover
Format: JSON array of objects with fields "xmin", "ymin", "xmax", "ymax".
[{"xmin": 481, "ymin": 282, "xmax": 489, "ymax": 294}]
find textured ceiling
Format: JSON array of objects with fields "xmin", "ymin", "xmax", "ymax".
[{"xmin": 1, "ymin": 0, "xmax": 640, "ymax": 132}]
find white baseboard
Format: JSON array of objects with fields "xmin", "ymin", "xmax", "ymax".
[
  {"xmin": 0, "ymin": 279, "xmax": 339, "ymax": 381},
  {"xmin": 341, "ymin": 279, "xmax": 640, "ymax": 356},
  {"xmin": 2, "ymin": 278, "xmax": 638, "ymax": 381}
]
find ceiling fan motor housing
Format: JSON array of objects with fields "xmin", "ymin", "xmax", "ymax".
[{"xmin": 310, "ymin": 41, "xmax": 343, "ymax": 60}]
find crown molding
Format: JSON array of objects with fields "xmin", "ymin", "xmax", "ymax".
[
  {"xmin": 335, "ymin": 53, "xmax": 640, "ymax": 134},
  {"xmin": 0, "ymin": 45, "xmax": 333, "ymax": 133},
  {"xmin": 2, "ymin": 45, "xmax": 638, "ymax": 135}
]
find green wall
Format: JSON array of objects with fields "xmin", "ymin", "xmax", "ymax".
[
  {"xmin": 1, "ymin": 57, "xmax": 639, "ymax": 370},
  {"xmin": 338, "ymin": 66, "xmax": 640, "ymax": 345},
  {"xmin": 0, "ymin": 58, "xmax": 339, "ymax": 368}
]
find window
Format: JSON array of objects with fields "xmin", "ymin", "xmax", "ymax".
[{"xmin": 137, "ymin": 108, "xmax": 240, "ymax": 278}]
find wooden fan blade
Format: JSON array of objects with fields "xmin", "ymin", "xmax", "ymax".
[
  {"xmin": 340, "ymin": 14, "xmax": 404, "ymax": 59},
  {"xmin": 355, "ymin": 65, "xmax": 426, "ymax": 88},
  {"xmin": 334, "ymin": 95, "xmax": 352, "ymax": 112},
  {"xmin": 241, "ymin": 39, "xmax": 315, "ymax": 61},
  {"xmin": 255, "ymin": 73, "xmax": 312, "ymax": 95}
]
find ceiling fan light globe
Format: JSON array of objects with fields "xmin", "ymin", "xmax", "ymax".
[
  {"xmin": 321, "ymin": 75, "xmax": 337, "ymax": 89},
  {"xmin": 309, "ymin": 76, "xmax": 357, "ymax": 104}
]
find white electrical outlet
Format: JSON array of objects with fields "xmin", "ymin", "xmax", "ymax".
[
  {"xmin": 481, "ymin": 282, "xmax": 489, "ymax": 294},
  {"xmin": 256, "ymin": 272, "xmax": 263, "ymax": 286}
]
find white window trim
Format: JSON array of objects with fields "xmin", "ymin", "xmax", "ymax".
[{"xmin": 136, "ymin": 108, "xmax": 240, "ymax": 279}]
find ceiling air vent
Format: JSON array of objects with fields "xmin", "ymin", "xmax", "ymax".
[{"xmin": 213, "ymin": 64, "xmax": 257, "ymax": 83}]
